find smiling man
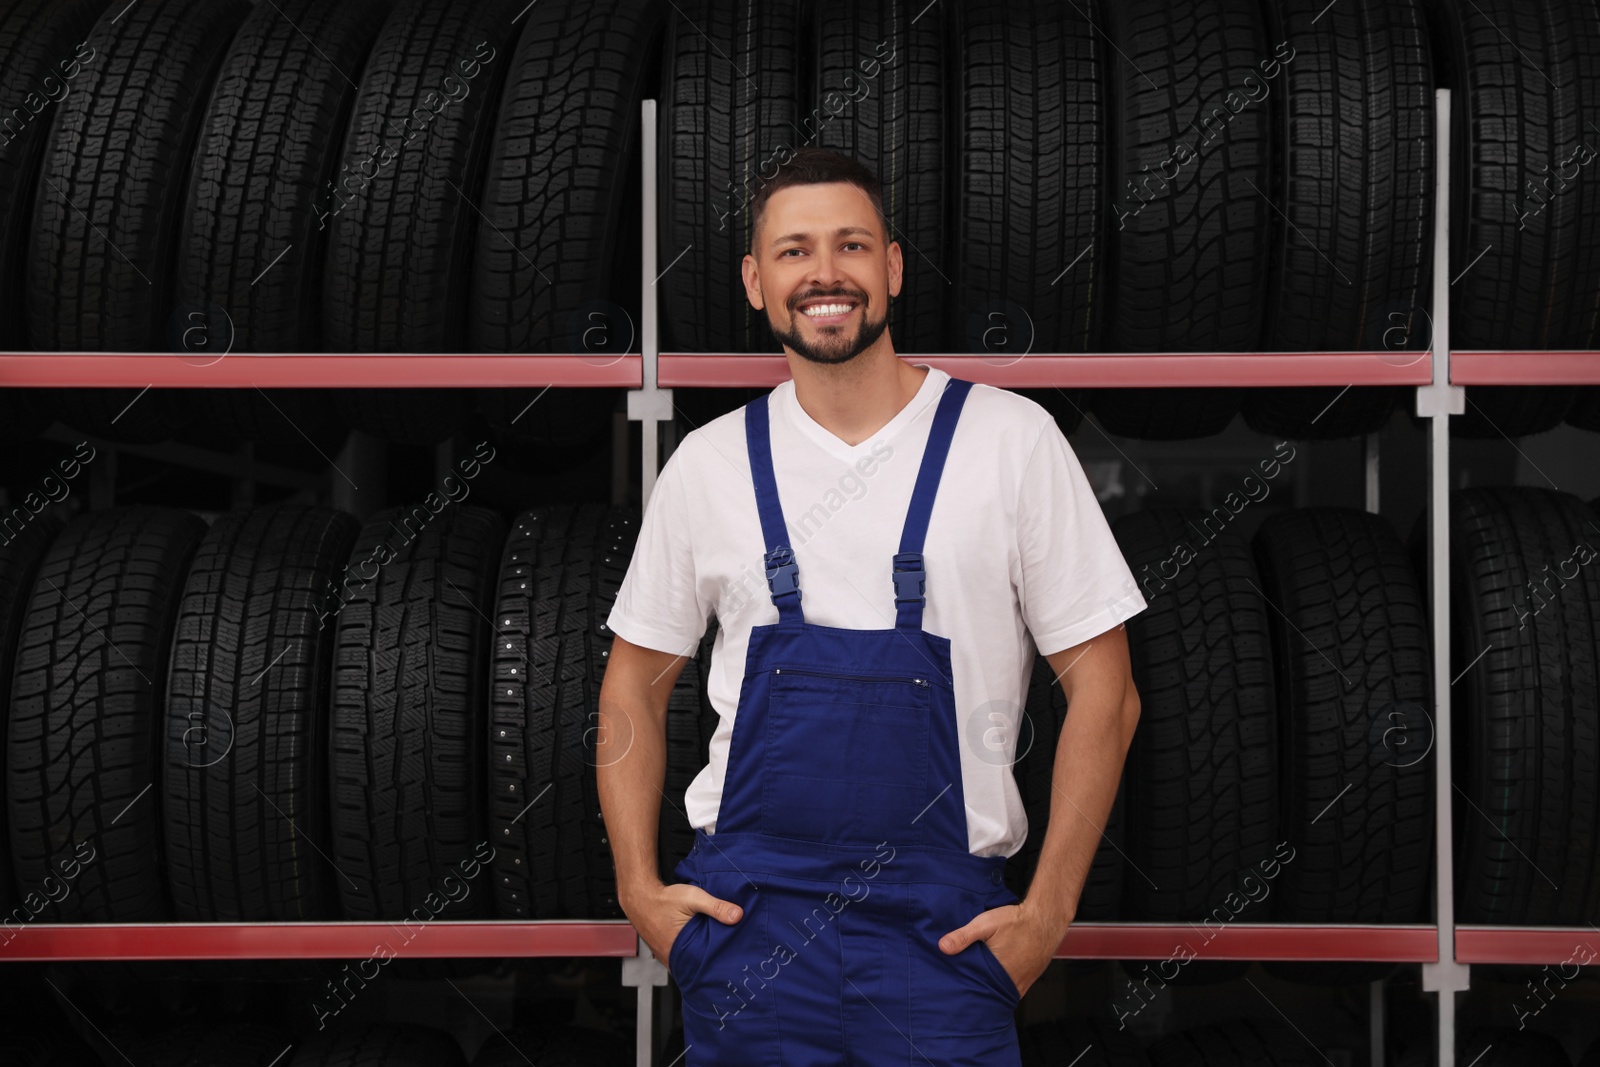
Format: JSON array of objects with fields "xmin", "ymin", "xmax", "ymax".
[{"xmin": 598, "ymin": 146, "xmax": 1147, "ymax": 1064}]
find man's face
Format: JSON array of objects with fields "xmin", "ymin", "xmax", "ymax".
[{"xmin": 741, "ymin": 182, "xmax": 902, "ymax": 366}]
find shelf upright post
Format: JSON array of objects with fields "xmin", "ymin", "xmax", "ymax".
[
  {"xmin": 619, "ymin": 97, "xmax": 673, "ymax": 1067},
  {"xmin": 1415, "ymin": 86, "xmax": 1470, "ymax": 1067},
  {"xmin": 1364, "ymin": 432, "xmax": 1380, "ymax": 514},
  {"xmin": 628, "ymin": 98, "xmax": 674, "ymax": 508}
]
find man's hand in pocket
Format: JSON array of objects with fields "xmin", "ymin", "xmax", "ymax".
[
  {"xmin": 621, "ymin": 880, "xmax": 744, "ymax": 973},
  {"xmin": 938, "ymin": 900, "xmax": 1067, "ymax": 999}
]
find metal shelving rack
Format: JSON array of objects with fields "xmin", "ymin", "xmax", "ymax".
[{"xmin": 0, "ymin": 89, "xmax": 1598, "ymax": 1067}]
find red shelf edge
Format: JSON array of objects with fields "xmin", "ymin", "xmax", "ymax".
[
  {"xmin": 1055, "ymin": 922, "xmax": 1437, "ymax": 963},
  {"xmin": 0, "ymin": 921, "xmax": 1436, "ymax": 962},
  {"xmin": 1455, "ymin": 926, "xmax": 1600, "ymax": 965},
  {"xmin": 0, "ymin": 354, "xmax": 642, "ymax": 389},
  {"xmin": 659, "ymin": 352, "xmax": 1435, "ymax": 389},
  {"xmin": 0, "ymin": 921, "xmax": 640, "ymax": 961},
  {"xmin": 0, "ymin": 351, "xmax": 1594, "ymax": 389},
  {"xmin": 1451, "ymin": 351, "xmax": 1600, "ymax": 385}
]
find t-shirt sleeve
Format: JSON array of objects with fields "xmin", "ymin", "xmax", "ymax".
[
  {"xmin": 1014, "ymin": 418, "xmax": 1148, "ymax": 657},
  {"xmin": 604, "ymin": 443, "xmax": 709, "ymax": 658}
]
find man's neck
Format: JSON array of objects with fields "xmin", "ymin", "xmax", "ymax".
[{"xmin": 786, "ymin": 343, "xmax": 929, "ymax": 448}]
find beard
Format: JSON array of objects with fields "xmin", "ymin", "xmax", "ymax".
[{"xmin": 768, "ymin": 292, "xmax": 889, "ymax": 366}]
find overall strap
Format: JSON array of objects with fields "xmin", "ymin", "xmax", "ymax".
[
  {"xmin": 745, "ymin": 393, "xmax": 804, "ymax": 627},
  {"xmin": 895, "ymin": 377, "xmax": 975, "ymax": 630}
]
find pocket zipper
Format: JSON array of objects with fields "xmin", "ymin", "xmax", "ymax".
[{"xmin": 773, "ymin": 667, "xmax": 931, "ymax": 688}]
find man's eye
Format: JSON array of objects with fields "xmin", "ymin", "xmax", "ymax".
[{"xmin": 845, "ymin": 242, "xmax": 864, "ymax": 251}]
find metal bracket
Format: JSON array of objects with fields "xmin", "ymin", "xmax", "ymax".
[
  {"xmin": 626, "ymin": 388, "xmax": 674, "ymax": 424},
  {"xmin": 1420, "ymin": 960, "xmax": 1471, "ymax": 994},
  {"xmin": 621, "ymin": 934, "xmax": 670, "ymax": 990}
]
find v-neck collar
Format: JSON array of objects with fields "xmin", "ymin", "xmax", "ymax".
[{"xmin": 778, "ymin": 363, "xmax": 948, "ymax": 461}]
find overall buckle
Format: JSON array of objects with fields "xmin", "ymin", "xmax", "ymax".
[
  {"xmin": 765, "ymin": 546, "xmax": 800, "ymax": 598},
  {"xmin": 892, "ymin": 551, "xmax": 925, "ymax": 603}
]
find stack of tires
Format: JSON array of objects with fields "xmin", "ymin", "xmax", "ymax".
[
  {"xmin": 655, "ymin": 0, "xmax": 1600, "ymax": 442},
  {"xmin": 1005, "ymin": 490, "xmax": 1436, "ymax": 985},
  {"xmin": 1005, "ymin": 485, "xmax": 1600, "ymax": 988},
  {"xmin": 0, "ymin": 0, "xmax": 653, "ymax": 449},
  {"xmin": 0, "ymin": 499, "xmax": 710, "ymax": 924}
]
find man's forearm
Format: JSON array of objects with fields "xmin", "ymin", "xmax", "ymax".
[
  {"xmin": 596, "ymin": 690, "xmax": 670, "ymax": 907},
  {"xmin": 1021, "ymin": 685, "xmax": 1138, "ymax": 940}
]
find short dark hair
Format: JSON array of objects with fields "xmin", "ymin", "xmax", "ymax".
[{"xmin": 748, "ymin": 146, "xmax": 887, "ymax": 254}]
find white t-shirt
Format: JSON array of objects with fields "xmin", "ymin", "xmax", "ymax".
[{"xmin": 604, "ymin": 364, "xmax": 1148, "ymax": 857}]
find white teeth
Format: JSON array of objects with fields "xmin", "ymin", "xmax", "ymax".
[{"xmin": 802, "ymin": 303, "xmax": 854, "ymax": 317}]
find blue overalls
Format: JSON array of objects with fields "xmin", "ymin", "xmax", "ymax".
[{"xmin": 668, "ymin": 375, "xmax": 1025, "ymax": 1065}]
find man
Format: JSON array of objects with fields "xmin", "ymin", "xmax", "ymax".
[{"xmin": 597, "ymin": 146, "xmax": 1146, "ymax": 1064}]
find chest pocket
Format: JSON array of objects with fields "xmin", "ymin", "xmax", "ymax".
[{"xmin": 760, "ymin": 668, "xmax": 934, "ymax": 848}]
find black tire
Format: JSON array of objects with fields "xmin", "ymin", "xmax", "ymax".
[
  {"xmin": 330, "ymin": 504, "xmax": 506, "ymax": 920},
  {"xmin": 27, "ymin": 0, "xmax": 252, "ymax": 444},
  {"xmin": 0, "ymin": 509, "xmax": 67, "ymax": 914},
  {"xmin": 162, "ymin": 506, "xmax": 362, "ymax": 921},
  {"xmin": 1147, "ymin": 1020, "xmax": 1325, "ymax": 1067},
  {"xmin": 469, "ymin": 0, "xmax": 657, "ymax": 354},
  {"xmin": 1009, "ymin": 651, "xmax": 1125, "ymax": 926},
  {"xmin": 290, "ymin": 1025, "xmax": 465, "ymax": 1067},
  {"xmin": 323, "ymin": 0, "xmax": 524, "ymax": 444},
  {"xmin": 659, "ymin": 622, "xmax": 717, "ymax": 885},
  {"xmin": 1423, "ymin": 0, "xmax": 1600, "ymax": 437},
  {"xmin": 0, "ymin": 0, "xmax": 110, "ymax": 350},
  {"xmin": 471, "ymin": 1027, "xmax": 630, "ymax": 1067},
  {"xmin": 949, "ymin": 0, "xmax": 1104, "ymax": 361},
  {"xmin": 805, "ymin": 0, "xmax": 946, "ymax": 357},
  {"xmin": 1460, "ymin": 1027, "xmax": 1572, "ymax": 1067},
  {"xmin": 1110, "ymin": 507, "xmax": 1278, "ymax": 922},
  {"xmin": 325, "ymin": 0, "xmax": 523, "ymax": 351},
  {"xmin": 491, "ymin": 504, "xmax": 636, "ymax": 919},
  {"xmin": 657, "ymin": 0, "xmax": 801, "ymax": 353},
  {"xmin": 1242, "ymin": 0, "xmax": 1434, "ymax": 441},
  {"xmin": 1253, "ymin": 508, "xmax": 1433, "ymax": 922},
  {"xmin": 1093, "ymin": 0, "xmax": 1271, "ymax": 439},
  {"xmin": 1419, "ymin": 487, "xmax": 1600, "ymax": 924},
  {"xmin": 176, "ymin": 0, "xmax": 390, "ymax": 353},
  {"xmin": 7, "ymin": 507, "xmax": 206, "ymax": 922}
]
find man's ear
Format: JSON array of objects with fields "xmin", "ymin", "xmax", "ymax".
[
  {"xmin": 888, "ymin": 240, "xmax": 903, "ymax": 300},
  {"xmin": 742, "ymin": 253, "xmax": 765, "ymax": 311}
]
